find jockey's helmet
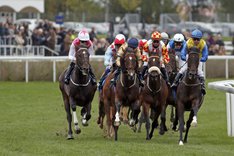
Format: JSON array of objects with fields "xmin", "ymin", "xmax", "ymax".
[
  {"xmin": 173, "ymin": 33, "xmax": 184, "ymax": 42},
  {"xmin": 127, "ymin": 38, "xmax": 139, "ymax": 49},
  {"xmin": 114, "ymin": 34, "xmax": 125, "ymax": 45},
  {"xmin": 191, "ymin": 29, "xmax": 203, "ymax": 39},
  {"xmin": 78, "ymin": 30, "xmax": 90, "ymax": 41},
  {"xmin": 139, "ymin": 39, "xmax": 147, "ymax": 48},
  {"xmin": 151, "ymin": 31, "xmax": 161, "ymax": 40},
  {"xmin": 161, "ymin": 32, "xmax": 169, "ymax": 40}
]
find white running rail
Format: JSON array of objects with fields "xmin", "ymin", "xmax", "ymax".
[{"xmin": 208, "ymin": 80, "xmax": 234, "ymax": 137}]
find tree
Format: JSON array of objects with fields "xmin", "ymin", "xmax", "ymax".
[{"xmin": 118, "ymin": 0, "xmax": 142, "ymax": 12}]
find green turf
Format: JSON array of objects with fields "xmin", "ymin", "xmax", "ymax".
[{"xmin": 0, "ymin": 79, "xmax": 233, "ymax": 156}]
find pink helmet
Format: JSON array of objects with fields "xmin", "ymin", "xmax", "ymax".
[
  {"xmin": 114, "ymin": 34, "xmax": 125, "ymax": 45},
  {"xmin": 78, "ymin": 30, "xmax": 90, "ymax": 41}
]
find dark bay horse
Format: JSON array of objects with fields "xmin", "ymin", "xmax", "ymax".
[
  {"xmin": 140, "ymin": 52, "xmax": 168, "ymax": 140},
  {"xmin": 114, "ymin": 51, "xmax": 141, "ymax": 140},
  {"xmin": 164, "ymin": 52, "xmax": 178, "ymax": 125},
  {"xmin": 59, "ymin": 47, "xmax": 97, "ymax": 139},
  {"xmin": 174, "ymin": 47, "xmax": 204, "ymax": 145}
]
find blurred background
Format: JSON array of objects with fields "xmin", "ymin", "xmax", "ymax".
[{"xmin": 1, "ymin": 0, "xmax": 234, "ymax": 56}]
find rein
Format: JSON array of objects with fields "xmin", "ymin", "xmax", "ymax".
[
  {"xmin": 146, "ymin": 74, "xmax": 161, "ymax": 94},
  {"xmin": 70, "ymin": 65, "xmax": 91, "ymax": 87},
  {"xmin": 182, "ymin": 80, "xmax": 201, "ymax": 87},
  {"xmin": 120, "ymin": 72, "xmax": 137, "ymax": 88}
]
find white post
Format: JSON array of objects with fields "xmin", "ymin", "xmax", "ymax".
[
  {"xmin": 53, "ymin": 60, "xmax": 56, "ymax": 82},
  {"xmin": 25, "ymin": 60, "xmax": 29, "ymax": 83},
  {"xmin": 225, "ymin": 59, "xmax": 229, "ymax": 79},
  {"xmin": 231, "ymin": 94, "xmax": 234, "ymax": 136},
  {"xmin": 226, "ymin": 93, "xmax": 234, "ymax": 137}
]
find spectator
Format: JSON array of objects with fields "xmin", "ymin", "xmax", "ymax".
[
  {"xmin": 206, "ymin": 33, "xmax": 215, "ymax": 55},
  {"xmin": 89, "ymin": 27, "xmax": 97, "ymax": 42},
  {"xmin": 214, "ymin": 33, "xmax": 225, "ymax": 55},
  {"xmin": 61, "ymin": 29, "xmax": 73, "ymax": 56}
]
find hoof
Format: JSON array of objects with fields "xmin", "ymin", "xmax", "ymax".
[
  {"xmin": 149, "ymin": 133, "xmax": 153, "ymax": 139},
  {"xmin": 75, "ymin": 128, "xmax": 81, "ymax": 134},
  {"xmin": 159, "ymin": 130, "xmax": 165, "ymax": 135},
  {"xmin": 179, "ymin": 140, "xmax": 184, "ymax": 145},
  {"xmin": 67, "ymin": 134, "xmax": 74, "ymax": 140},
  {"xmin": 191, "ymin": 120, "xmax": 197, "ymax": 127},
  {"xmin": 82, "ymin": 119, "xmax": 89, "ymax": 127},
  {"xmin": 146, "ymin": 137, "xmax": 151, "ymax": 140}
]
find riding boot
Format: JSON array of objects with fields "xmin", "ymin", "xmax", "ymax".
[
  {"xmin": 98, "ymin": 68, "xmax": 110, "ymax": 90},
  {"xmin": 111, "ymin": 67, "xmax": 121, "ymax": 86},
  {"xmin": 64, "ymin": 62, "xmax": 75, "ymax": 84},
  {"xmin": 141, "ymin": 66, "xmax": 148, "ymax": 79},
  {"xmin": 161, "ymin": 67, "xmax": 170, "ymax": 85},
  {"xmin": 171, "ymin": 73, "xmax": 183, "ymax": 89},
  {"xmin": 89, "ymin": 67, "xmax": 97, "ymax": 85},
  {"xmin": 199, "ymin": 76, "xmax": 206, "ymax": 95}
]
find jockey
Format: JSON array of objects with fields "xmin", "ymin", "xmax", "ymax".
[
  {"xmin": 167, "ymin": 33, "xmax": 186, "ymax": 68},
  {"xmin": 141, "ymin": 31, "xmax": 170, "ymax": 85},
  {"xmin": 171, "ymin": 29, "xmax": 208, "ymax": 95},
  {"xmin": 111, "ymin": 37, "xmax": 143, "ymax": 86},
  {"xmin": 98, "ymin": 34, "xmax": 126, "ymax": 90},
  {"xmin": 64, "ymin": 30, "xmax": 96, "ymax": 85},
  {"xmin": 139, "ymin": 39, "xmax": 148, "ymax": 54},
  {"xmin": 161, "ymin": 32, "xmax": 170, "ymax": 46}
]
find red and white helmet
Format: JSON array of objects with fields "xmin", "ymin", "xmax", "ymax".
[
  {"xmin": 139, "ymin": 39, "xmax": 147, "ymax": 48},
  {"xmin": 78, "ymin": 30, "xmax": 90, "ymax": 41},
  {"xmin": 114, "ymin": 34, "xmax": 125, "ymax": 45}
]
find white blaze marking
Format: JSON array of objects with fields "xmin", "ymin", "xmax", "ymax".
[{"xmin": 129, "ymin": 56, "xmax": 132, "ymax": 60}]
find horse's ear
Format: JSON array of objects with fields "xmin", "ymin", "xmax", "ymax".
[{"xmin": 189, "ymin": 46, "xmax": 199, "ymax": 54}]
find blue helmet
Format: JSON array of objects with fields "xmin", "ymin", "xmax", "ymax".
[
  {"xmin": 127, "ymin": 38, "xmax": 139, "ymax": 49},
  {"xmin": 191, "ymin": 29, "xmax": 203, "ymax": 39}
]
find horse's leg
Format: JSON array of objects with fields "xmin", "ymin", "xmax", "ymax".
[
  {"xmin": 184, "ymin": 110, "xmax": 194, "ymax": 143},
  {"xmin": 149, "ymin": 108, "xmax": 160, "ymax": 139},
  {"xmin": 70, "ymin": 98, "xmax": 81, "ymax": 135},
  {"xmin": 143, "ymin": 102, "xmax": 151, "ymax": 140},
  {"xmin": 63, "ymin": 95, "xmax": 73, "ymax": 139},
  {"xmin": 104, "ymin": 98, "xmax": 111, "ymax": 138},
  {"xmin": 81, "ymin": 103, "xmax": 91, "ymax": 126},
  {"xmin": 170, "ymin": 105, "xmax": 175, "ymax": 122},
  {"xmin": 137, "ymin": 110, "xmax": 145, "ymax": 133},
  {"xmin": 114, "ymin": 98, "xmax": 121, "ymax": 126},
  {"xmin": 177, "ymin": 101, "xmax": 185, "ymax": 145},
  {"xmin": 97, "ymin": 100, "xmax": 105, "ymax": 129},
  {"xmin": 172, "ymin": 107, "xmax": 179, "ymax": 131},
  {"xmin": 129, "ymin": 100, "xmax": 141, "ymax": 127},
  {"xmin": 191, "ymin": 100, "xmax": 200, "ymax": 127},
  {"xmin": 159, "ymin": 104, "xmax": 168, "ymax": 135}
]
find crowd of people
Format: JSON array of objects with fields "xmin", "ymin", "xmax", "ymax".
[{"xmin": 0, "ymin": 19, "xmax": 231, "ymax": 56}]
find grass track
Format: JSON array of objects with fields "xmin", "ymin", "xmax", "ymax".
[{"xmin": 0, "ymin": 79, "xmax": 234, "ymax": 156}]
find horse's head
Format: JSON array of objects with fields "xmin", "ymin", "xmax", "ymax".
[
  {"xmin": 166, "ymin": 53, "xmax": 177, "ymax": 80},
  {"xmin": 148, "ymin": 52, "xmax": 161, "ymax": 69},
  {"xmin": 147, "ymin": 52, "xmax": 161, "ymax": 79},
  {"xmin": 75, "ymin": 47, "xmax": 90, "ymax": 75},
  {"xmin": 123, "ymin": 51, "xmax": 137, "ymax": 80},
  {"xmin": 187, "ymin": 47, "xmax": 200, "ymax": 79}
]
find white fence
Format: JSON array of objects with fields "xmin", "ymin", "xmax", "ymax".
[
  {"xmin": 208, "ymin": 80, "xmax": 234, "ymax": 137},
  {"xmin": 0, "ymin": 55, "xmax": 233, "ymax": 82}
]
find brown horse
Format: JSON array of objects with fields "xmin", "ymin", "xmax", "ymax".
[
  {"xmin": 59, "ymin": 47, "xmax": 97, "ymax": 139},
  {"xmin": 113, "ymin": 51, "xmax": 141, "ymax": 141},
  {"xmin": 141, "ymin": 52, "xmax": 168, "ymax": 140},
  {"xmin": 174, "ymin": 47, "xmax": 204, "ymax": 145}
]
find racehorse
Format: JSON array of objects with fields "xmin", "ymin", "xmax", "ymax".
[
  {"xmin": 59, "ymin": 46, "xmax": 97, "ymax": 139},
  {"xmin": 174, "ymin": 47, "xmax": 204, "ymax": 145},
  {"xmin": 140, "ymin": 52, "xmax": 168, "ymax": 140},
  {"xmin": 113, "ymin": 50, "xmax": 141, "ymax": 141},
  {"xmin": 164, "ymin": 52, "xmax": 178, "ymax": 126}
]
